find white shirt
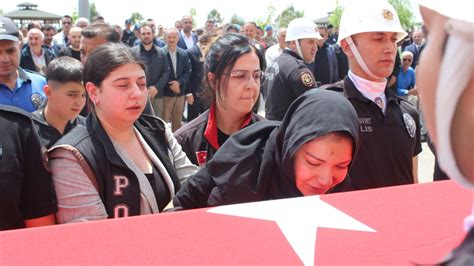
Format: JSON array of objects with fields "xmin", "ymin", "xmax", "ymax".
[
  {"xmin": 53, "ymin": 31, "xmax": 67, "ymax": 47},
  {"xmin": 31, "ymin": 50, "xmax": 46, "ymax": 75},
  {"xmin": 265, "ymin": 44, "xmax": 285, "ymax": 66},
  {"xmin": 169, "ymin": 49, "xmax": 177, "ymax": 76},
  {"xmin": 181, "ymin": 31, "xmax": 195, "ymax": 49}
]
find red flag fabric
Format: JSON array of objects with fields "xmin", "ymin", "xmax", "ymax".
[{"xmin": 0, "ymin": 180, "xmax": 470, "ymax": 265}]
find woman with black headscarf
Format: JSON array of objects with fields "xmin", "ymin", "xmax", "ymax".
[{"xmin": 173, "ymin": 89, "xmax": 359, "ymax": 209}]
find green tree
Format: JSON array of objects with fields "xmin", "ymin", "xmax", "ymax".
[
  {"xmin": 207, "ymin": 9, "xmax": 223, "ymax": 23},
  {"xmin": 71, "ymin": 8, "xmax": 78, "ymax": 23},
  {"xmin": 90, "ymin": 2, "xmax": 100, "ymax": 19},
  {"xmin": 275, "ymin": 5, "xmax": 304, "ymax": 28},
  {"xmin": 389, "ymin": 0, "xmax": 415, "ymax": 31},
  {"xmin": 328, "ymin": 0, "xmax": 415, "ymax": 31},
  {"xmin": 189, "ymin": 8, "xmax": 197, "ymax": 28},
  {"xmin": 255, "ymin": 3, "xmax": 277, "ymax": 29},
  {"xmin": 130, "ymin": 12, "xmax": 144, "ymax": 24},
  {"xmin": 328, "ymin": 5, "xmax": 344, "ymax": 28},
  {"xmin": 229, "ymin": 14, "xmax": 245, "ymax": 26}
]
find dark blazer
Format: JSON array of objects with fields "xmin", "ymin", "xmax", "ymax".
[
  {"xmin": 403, "ymin": 43, "xmax": 421, "ymax": 68},
  {"xmin": 177, "ymin": 32, "xmax": 198, "ymax": 49},
  {"xmin": 163, "ymin": 46, "xmax": 192, "ymax": 97},
  {"xmin": 20, "ymin": 45, "xmax": 56, "ymax": 74},
  {"xmin": 131, "ymin": 44, "xmax": 171, "ymax": 98},
  {"xmin": 186, "ymin": 45, "xmax": 204, "ymax": 96}
]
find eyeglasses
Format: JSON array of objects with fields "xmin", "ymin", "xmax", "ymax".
[
  {"xmin": 403, "ymin": 58, "xmax": 412, "ymax": 62},
  {"xmin": 224, "ymin": 70, "xmax": 263, "ymax": 84}
]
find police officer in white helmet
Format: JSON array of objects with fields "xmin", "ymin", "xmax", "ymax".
[
  {"xmin": 263, "ymin": 17, "xmax": 322, "ymax": 121},
  {"xmin": 415, "ymin": 0, "xmax": 474, "ymax": 263},
  {"xmin": 332, "ymin": 1, "xmax": 422, "ymax": 190}
]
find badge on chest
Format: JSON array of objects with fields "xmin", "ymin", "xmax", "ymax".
[{"xmin": 403, "ymin": 113, "xmax": 416, "ymax": 138}]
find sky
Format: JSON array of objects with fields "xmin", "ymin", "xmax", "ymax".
[{"xmin": 3, "ymin": 0, "xmax": 345, "ymax": 27}]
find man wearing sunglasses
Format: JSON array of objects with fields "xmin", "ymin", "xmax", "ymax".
[{"xmin": 53, "ymin": 15, "xmax": 73, "ymax": 49}]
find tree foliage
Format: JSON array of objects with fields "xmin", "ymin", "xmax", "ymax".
[
  {"xmin": 189, "ymin": 8, "xmax": 197, "ymax": 28},
  {"xmin": 328, "ymin": 0, "xmax": 415, "ymax": 30},
  {"xmin": 275, "ymin": 5, "xmax": 304, "ymax": 28},
  {"xmin": 89, "ymin": 3, "xmax": 100, "ymax": 19},
  {"xmin": 255, "ymin": 3, "xmax": 277, "ymax": 29},
  {"xmin": 71, "ymin": 8, "xmax": 78, "ymax": 23},
  {"xmin": 130, "ymin": 12, "xmax": 144, "ymax": 24},
  {"xmin": 207, "ymin": 9, "xmax": 223, "ymax": 23},
  {"xmin": 230, "ymin": 14, "xmax": 245, "ymax": 26},
  {"xmin": 389, "ymin": 0, "xmax": 415, "ymax": 30},
  {"xmin": 328, "ymin": 5, "xmax": 344, "ymax": 28}
]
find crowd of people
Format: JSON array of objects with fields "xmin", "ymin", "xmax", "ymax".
[{"xmin": 1, "ymin": 2, "xmax": 473, "ymax": 261}]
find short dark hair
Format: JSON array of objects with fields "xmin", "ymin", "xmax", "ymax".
[
  {"xmin": 81, "ymin": 22, "xmax": 120, "ymax": 42},
  {"xmin": 42, "ymin": 24, "xmax": 55, "ymax": 32},
  {"xmin": 63, "ymin": 15, "xmax": 72, "ymax": 20},
  {"xmin": 92, "ymin": 16, "xmax": 104, "ymax": 22},
  {"xmin": 224, "ymin": 24, "xmax": 239, "ymax": 33},
  {"xmin": 140, "ymin": 23, "xmax": 154, "ymax": 34},
  {"xmin": 244, "ymin": 22, "xmax": 257, "ymax": 28},
  {"xmin": 46, "ymin": 57, "xmax": 83, "ymax": 84},
  {"xmin": 202, "ymin": 33, "xmax": 264, "ymax": 105}
]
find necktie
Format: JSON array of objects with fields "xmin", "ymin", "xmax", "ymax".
[{"xmin": 374, "ymin": 96, "xmax": 384, "ymax": 110}]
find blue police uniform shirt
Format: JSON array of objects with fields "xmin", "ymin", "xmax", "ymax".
[{"xmin": 0, "ymin": 67, "xmax": 46, "ymax": 112}]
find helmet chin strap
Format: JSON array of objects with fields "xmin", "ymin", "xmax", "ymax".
[
  {"xmin": 295, "ymin": 40, "xmax": 305, "ymax": 62},
  {"xmin": 346, "ymin": 36, "xmax": 386, "ymax": 81}
]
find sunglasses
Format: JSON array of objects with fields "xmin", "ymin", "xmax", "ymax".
[
  {"xmin": 403, "ymin": 58, "xmax": 412, "ymax": 62},
  {"xmin": 63, "ymin": 22, "xmax": 71, "ymax": 25}
]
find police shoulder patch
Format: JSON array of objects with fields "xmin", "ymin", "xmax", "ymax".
[
  {"xmin": 403, "ymin": 113, "xmax": 416, "ymax": 138},
  {"xmin": 31, "ymin": 93, "xmax": 43, "ymax": 110},
  {"xmin": 299, "ymin": 70, "xmax": 314, "ymax": 88}
]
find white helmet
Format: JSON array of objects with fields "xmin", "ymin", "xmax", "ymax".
[
  {"xmin": 338, "ymin": 1, "xmax": 407, "ymax": 44},
  {"xmin": 285, "ymin": 17, "xmax": 322, "ymax": 41}
]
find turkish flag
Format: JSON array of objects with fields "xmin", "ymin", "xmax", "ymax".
[{"xmin": 0, "ymin": 181, "xmax": 470, "ymax": 265}]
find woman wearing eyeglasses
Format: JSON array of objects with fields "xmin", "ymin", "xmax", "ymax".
[
  {"xmin": 174, "ymin": 33, "xmax": 265, "ymax": 167},
  {"xmin": 396, "ymin": 51, "xmax": 416, "ymax": 100},
  {"xmin": 173, "ymin": 89, "xmax": 359, "ymax": 209}
]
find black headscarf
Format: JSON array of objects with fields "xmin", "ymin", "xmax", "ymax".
[{"xmin": 174, "ymin": 89, "xmax": 360, "ymax": 208}]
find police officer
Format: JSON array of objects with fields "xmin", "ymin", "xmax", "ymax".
[
  {"xmin": 332, "ymin": 1, "xmax": 422, "ymax": 190},
  {"xmin": 0, "ymin": 17, "xmax": 47, "ymax": 112},
  {"xmin": 263, "ymin": 18, "xmax": 322, "ymax": 121},
  {"xmin": 0, "ymin": 105, "xmax": 57, "ymax": 230}
]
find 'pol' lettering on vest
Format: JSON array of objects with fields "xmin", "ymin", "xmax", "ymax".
[
  {"xmin": 114, "ymin": 204, "xmax": 129, "ymax": 218},
  {"xmin": 113, "ymin": 175, "xmax": 129, "ymax": 196}
]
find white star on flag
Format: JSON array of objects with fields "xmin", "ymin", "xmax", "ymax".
[{"xmin": 208, "ymin": 195, "xmax": 376, "ymax": 266}]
